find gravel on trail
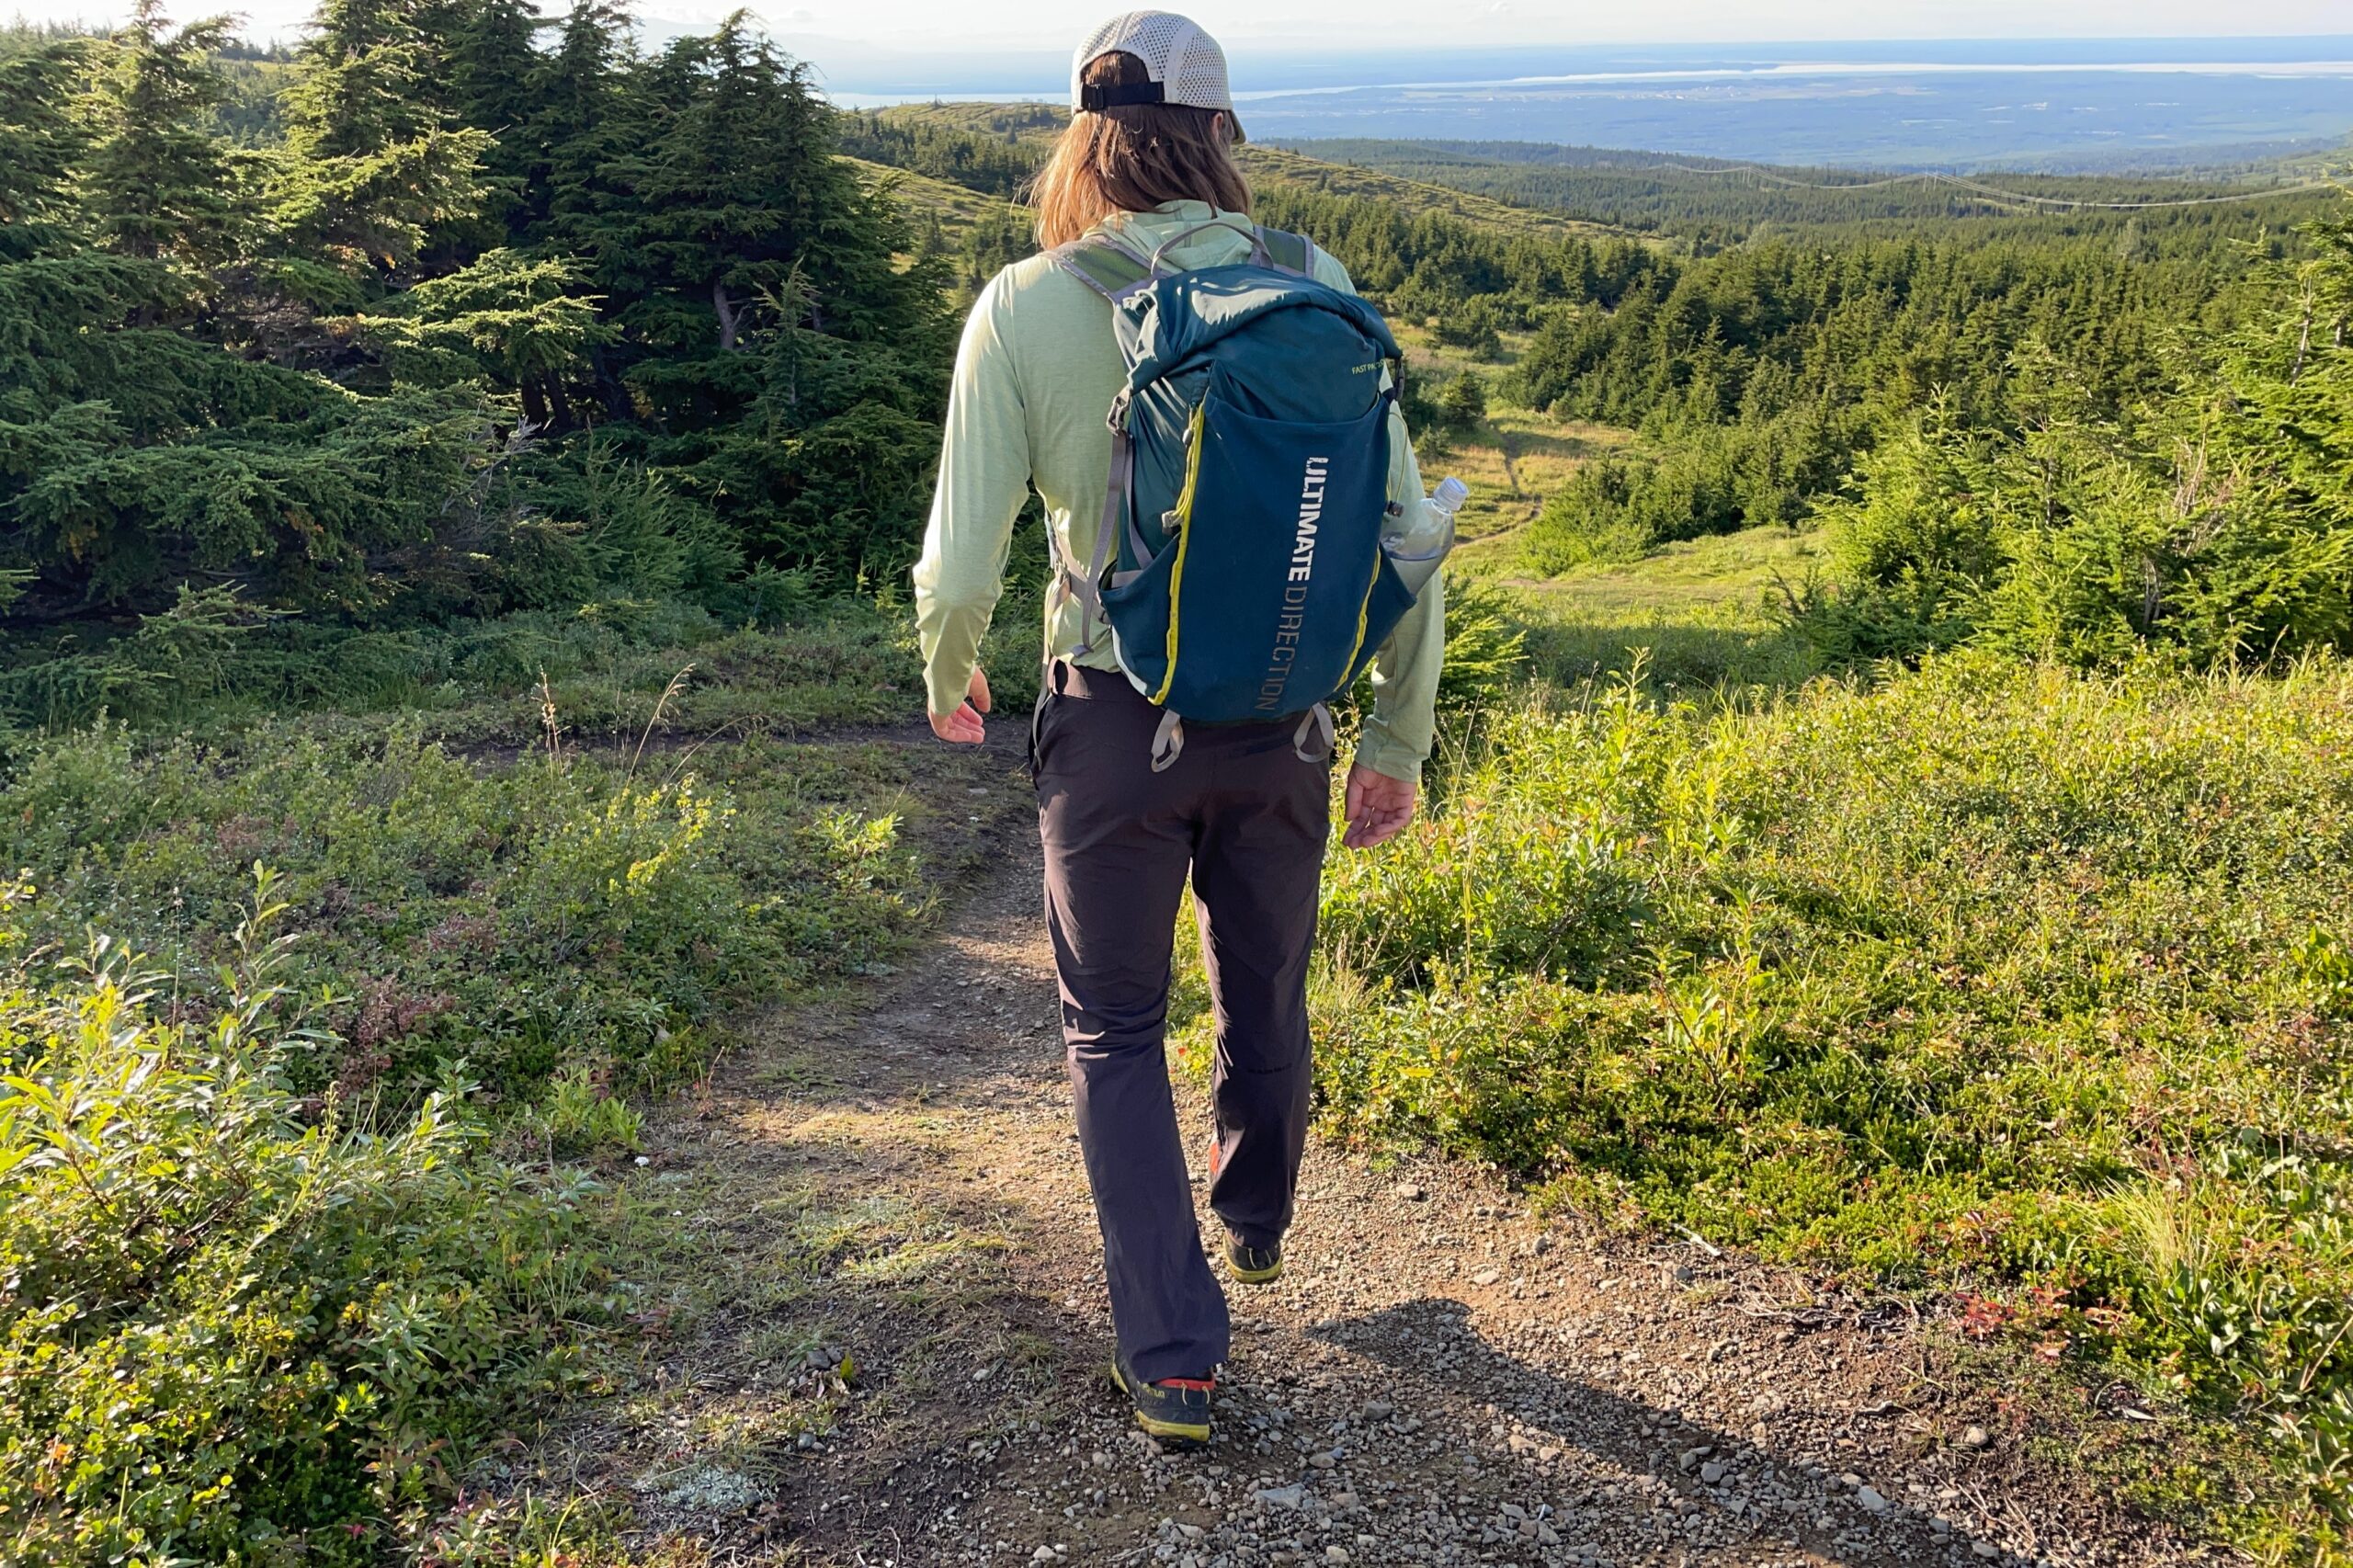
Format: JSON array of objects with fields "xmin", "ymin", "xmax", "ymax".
[{"xmin": 583, "ymin": 738, "xmax": 2200, "ymax": 1568}]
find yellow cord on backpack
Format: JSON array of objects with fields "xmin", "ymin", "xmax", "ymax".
[
  {"xmin": 1152, "ymin": 403, "xmax": 1208, "ymax": 705},
  {"xmin": 1342, "ymin": 562, "xmax": 1381, "ymax": 677}
]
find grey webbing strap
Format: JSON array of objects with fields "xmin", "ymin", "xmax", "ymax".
[
  {"xmin": 1292, "ymin": 703, "xmax": 1336, "ymax": 765},
  {"xmin": 1097, "ymin": 232, "xmax": 1157, "ymax": 269},
  {"xmin": 1150, "ymin": 710, "xmax": 1186, "ymax": 773},
  {"xmin": 1052, "ymin": 233, "xmax": 1160, "ymax": 654},
  {"xmin": 1152, "ymin": 705, "xmax": 1321, "ymax": 774},
  {"xmin": 1127, "ymin": 491, "xmax": 1155, "ymax": 569},
  {"xmin": 1043, "ymin": 524, "xmax": 1078, "ymax": 622},
  {"xmin": 1068, "ymin": 429, "xmax": 1131, "ymax": 654}
]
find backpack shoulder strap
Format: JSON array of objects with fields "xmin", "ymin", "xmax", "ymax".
[
  {"xmin": 1051, "ymin": 234, "xmax": 1159, "ymax": 301},
  {"xmin": 1255, "ymin": 225, "xmax": 1316, "ymax": 278},
  {"xmin": 1043, "ymin": 233, "xmax": 1157, "ymax": 655}
]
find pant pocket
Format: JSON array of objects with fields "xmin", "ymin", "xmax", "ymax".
[{"xmin": 1028, "ymin": 685, "xmax": 1054, "ymax": 779}]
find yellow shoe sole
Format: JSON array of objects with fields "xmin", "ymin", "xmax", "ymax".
[
  {"xmin": 1223, "ymin": 1243, "xmax": 1283, "ymax": 1285},
  {"xmin": 1109, "ymin": 1360, "xmax": 1211, "ymax": 1446}
]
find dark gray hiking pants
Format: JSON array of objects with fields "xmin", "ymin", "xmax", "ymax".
[{"xmin": 1032, "ymin": 660, "xmax": 1329, "ymax": 1383}]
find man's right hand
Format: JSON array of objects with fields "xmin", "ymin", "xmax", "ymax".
[
  {"xmin": 929, "ymin": 666, "xmax": 991, "ymax": 744},
  {"xmin": 1342, "ymin": 764, "xmax": 1416, "ymax": 847}
]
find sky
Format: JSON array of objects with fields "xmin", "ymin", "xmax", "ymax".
[
  {"xmin": 725, "ymin": 2, "xmax": 2353, "ymax": 51},
  {"xmin": 15, "ymin": 0, "xmax": 2353, "ymax": 54}
]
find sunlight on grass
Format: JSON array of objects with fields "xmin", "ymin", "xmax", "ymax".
[
  {"xmin": 1522, "ymin": 524, "xmax": 1832, "ymax": 622},
  {"xmin": 1318, "ymin": 656, "xmax": 2353, "ymax": 1556}
]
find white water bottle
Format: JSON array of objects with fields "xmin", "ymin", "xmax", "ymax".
[{"xmin": 1384, "ymin": 476, "xmax": 1464, "ymax": 594}]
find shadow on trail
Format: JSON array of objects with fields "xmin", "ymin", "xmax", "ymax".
[{"xmin": 1312, "ymin": 1298, "xmax": 2024, "ymax": 1568}]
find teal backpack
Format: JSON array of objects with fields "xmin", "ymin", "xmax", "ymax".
[{"xmin": 1051, "ymin": 219, "xmax": 1421, "ymax": 771}]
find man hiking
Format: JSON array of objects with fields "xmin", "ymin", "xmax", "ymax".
[{"xmin": 913, "ymin": 10, "xmax": 1448, "ymax": 1449}]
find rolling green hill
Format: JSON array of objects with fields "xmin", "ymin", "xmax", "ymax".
[
  {"xmin": 1241, "ymin": 143, "xmax": 1633, "ymax": 243},
  {"xmin": 842, "ymin": 154, "xmax": 1021, "ymax": 233},
  {"xmin": 838, "ymin": 101, "xmax": 1641, "ymax": 244}
]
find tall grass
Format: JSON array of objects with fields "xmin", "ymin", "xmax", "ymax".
[{"xmin": 1317, "ymin": 652, "xmax": 2353, "ymax": 1560}]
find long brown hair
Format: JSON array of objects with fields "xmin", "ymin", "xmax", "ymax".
[{"xmin": 1029, "ymin": 51, "xmax": 1251, "ymax": 249}]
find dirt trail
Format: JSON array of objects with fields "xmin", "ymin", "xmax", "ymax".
[{"xmin": 544, "ymin": 734, "xmax": 2200, "ymax": 1568}]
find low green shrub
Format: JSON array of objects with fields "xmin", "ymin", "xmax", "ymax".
[
  {"xmin": 1426, "ymin": 574, "xmax": 1530, "ymax": 716},
  {"xmin": 0, "ymin": 719, "xmax": 927, "ymax": 1111},
  {"xmin": 1327, "ymin": 572, "xmax": 1529, "ymax": 746},
  {"xmin": 0, "ymin": 591, "xmax": 914, "ymax": 741},
  {"xmin": 528, "ymin": 1066, "xmax": 648, "ymax": 1157},
  {"xmin": 1318, "ymin": 653, "xmax": 2353, "ymax": 1557},
  {"xmin": 0, "ymin": 654, "xmax": 950, "ymax": 1556},
  {"xmin": 1517, "ymin": 407, "xmax": 1855, "ymax": 575},
  {"xmin": 1522, "ymin": 611, "xmax": 1820, "ymax": 695},
  {"xmin": 0, "ymin": 883, "xmax": 613, "ymax": 1563}
]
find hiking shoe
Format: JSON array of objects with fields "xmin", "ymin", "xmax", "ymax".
[
  {"xmin": 1110, "ymin": 1354, "xmax": 1214, "ymax": 1448},
  {"xmin": 1223, "ymin": 1233, "xmax": 1283, "ymax": 1285}
]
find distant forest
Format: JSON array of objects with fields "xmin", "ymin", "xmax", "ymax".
[{"xmin": 1273, "ymin": 136, "xmax": 2342, "ymax": 244}]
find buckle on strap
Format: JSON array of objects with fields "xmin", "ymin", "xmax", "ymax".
[
  {"xmin": 1292, "ymin": 704, "xmax": 1336, "ymax": 765},
  {"xmin": 1150, "ymin": 710, "xmax": 1186, "ymax": 773}
]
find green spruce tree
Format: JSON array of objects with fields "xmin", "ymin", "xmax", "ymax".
[
  {"xmin": 84, "ymin": 0, "xmax": 242, "ymax": 266},
  {"xmin": 597, "ymin": 15, "xmax": 856, "ymax": 354},
  {"xmin": 0, "ymin": 42, "xmax": 90, "ymax": 253},
  {"xmin": 442, "ymin": 0, "xmax": 548, "ymax": 244},
  {"xmin": 267, "ymin": 0, "xmax": 489, "ymax": 273},
  {"xmin": 573, "ymin": 13, "xmax": 949, "ymax": 566},
  {"xmin": 531, "ymin": 0, "xmax": 637, "ymax": 245},
  {"xmin": 1437, "ymin": 369, "xmax": 1488, "ymax": 437}
]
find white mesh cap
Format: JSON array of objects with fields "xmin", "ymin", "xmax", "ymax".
[{"xmin": 1071, "ymin": 10, "xmax": 1234, "ymax": 118}]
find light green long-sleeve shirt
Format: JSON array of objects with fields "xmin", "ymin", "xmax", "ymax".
[{"xmin": 911, "ymin": 199, "xmax": 1446, "ymax": 786}]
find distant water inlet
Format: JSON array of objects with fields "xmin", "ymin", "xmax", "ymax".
[{"xmin": 822, "ymin": 39, "xmax": 2353, "ymax": 170}]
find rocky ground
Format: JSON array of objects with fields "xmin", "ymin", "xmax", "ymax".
[{"xmin": 511, "ymin": 732, "xmax": 2209, "ymax": 1568}]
